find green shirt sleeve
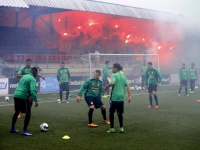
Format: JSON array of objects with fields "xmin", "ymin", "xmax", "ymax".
[
  {"xmin": 18, "ymin": 67, "xmax": 23, "ymax": 74},
  {"xmin": 78, "ymin": 79, "xmax": 90, "ymax": 96},
  {"xmin": 156, "ymin": 70, "xmax": 162, "ymax": 84},
  {"xmin": 30, "ymin": 78, "xmax": 37, "ymax": 102}
]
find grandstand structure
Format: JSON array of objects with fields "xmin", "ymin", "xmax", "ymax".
[{"xmin": 0, "ymin": 0, "xmax": 186, "ymax": 77}]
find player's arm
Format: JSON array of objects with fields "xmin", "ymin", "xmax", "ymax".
[
  {"xmin": 105, "ymin": 74, "xmax": 115, "ymax": 90},
  {"xmin": 156, "ymin": 70, "xmax": 162, "ymax": 86},
  {"xmin": 16, "ymin": 67, "xmax": 24, "ymax": 78},
  {"xmin": 139, "ymin": 67, "xmax": 143, "ymax": 77},
  {"xmin": 67, "ymin": 69, "xmax": 71, "ymax": 83},
  {"xmin": 77, "ymin": 79, "xmax": 90, "ymax": 102},
  {"xmin": 37, "ymin": 74, "xmax": 45, "ymax": 80},
  {"xmin": 30, "ymin": 79, "xmax": 38, "ymax": 107},
  {"xmin": 125, "ymin": 77, "xmax": 131, "ymax": 103}
]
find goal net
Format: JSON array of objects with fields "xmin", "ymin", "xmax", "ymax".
[{"xmin": 81, "ymin": 53, "xmax": 160, "ymax": 87}]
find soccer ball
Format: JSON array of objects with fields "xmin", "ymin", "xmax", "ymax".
[
  {"xmin": 195, "ymin": 86, "xmax": 198, "ymax": 90},
  {"xmin": 4, "ymin": 96, "xmax": 9, "ymax": 101},
  {"xmin": 130, "ymin": 87, "xmax": 134, "ymax": 91},
  {"xmin": 40, "ymin": 123, "xmax": 49, "ymax": 132}
]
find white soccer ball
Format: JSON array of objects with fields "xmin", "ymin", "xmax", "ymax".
[
  {"xmin": 40, "ymin": 123, "xmax": 49, "ymax": 131},
  {"xmin": 4, "ymin": 96, "xmax": 9, "ymax": 101},
  {"xmin": 195, "ymin": 86, "xmax": 198, "ymax": 90}
]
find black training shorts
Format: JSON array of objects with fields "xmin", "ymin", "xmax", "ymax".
[
  {"xmin": 85, "ymin": 96, "xmax": 103, "ymax": 109},
  {"xmin": 14, "ymin": 97, "xmax": 31, "ymax": 113},
  {"xmin": 148, "ymin": 84, "xmax": 157, "ymax": 93},
  {"xmin": 109, "ymin": 101, "xmax": 124, "ymax": 114},
  {"xmin": 60, "ymin": 82, "xmax": 69, "ymax": 91},
  {"xmin": 180, "ymin": 80, "xmax": 188, "ymax": 86}
]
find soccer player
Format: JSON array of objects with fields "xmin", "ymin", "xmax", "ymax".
[
  {"xmin": 140, "ymin": 61, "xmax": 147, "ymax": 91},
  {"xmin": 17, "ymin": 58, "xmax": 44, "ymax": 118},
  {"xmin": 144, "ymin": 62, "xmax": 162, "ymax": 109},
  {"xmin": 189, "ymin": 63, "xmax": 198, "ymax": 94},
  {"xmin": 102, "ymin": 60, "xmax": 112, "ymax": 98},
  {"xmin": 77, "ymin": 70, "xmax": 110, "ymax": 127},
  {"xmin": 10, "ymin": 67, "xmax": 38, "ymax": 136},
  {"xmin": 178, "ymin": 63, "xmax": 189, "ymax": 96},
  {"xmin": 57, "ymin": 61, "xmax": 71, "ymax": 103},
  {"xmin": 105, "ymin": 63, "xmax": 131, "ymax": 133}
]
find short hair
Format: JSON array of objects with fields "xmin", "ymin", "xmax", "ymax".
[
  {"xmin": 182, "ymin": 63, "xmax": 185, "ymax": 65},
  {"xmin": 26, "ymin": 58, "xmax": 32, "ymax": 62},
  {"xmin": 192, "ymin": 63, "xmax": 194, "ymax": 65},
  {"xmin": 120, "ymin": 66, "xmax": 123, "ymax": 71},
  {"xmin": 61, "ymin": 61, "xmax": 65, "ymax": 64},
  {"xmin": 31, "ymin": 67, "xmax": 38, "ymax": 74},
  {"xmin": 148, "ymin": 62, "xmax": 152, "ymax": 66},
  {"xmin": 105, "ymin": 60, "xmax": 110, "ymax": 64},
  {"xmin": 144, "ymin": 61, "xmax": 146, "ymax": 63},
  {"xmin": 95, "ymin": 70, "xmax": 101, "ymax": 75},
  {"xmin": 113, "ymin": 63, "xmax": 121, "ymax": 70}
]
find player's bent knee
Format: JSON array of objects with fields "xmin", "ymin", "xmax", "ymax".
[
  {"xmin": 100, "ymin": 105, "xmax": 105, "ymax": 109},
  {"xmin": 153, "ymin": 91, "xmax": 156, "ymax": 95},
  {"xmin": 90, "ymin": 105, "xmax": 95, "ymax": 109}
]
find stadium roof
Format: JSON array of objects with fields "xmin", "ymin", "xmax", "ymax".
[
  {"xmin": 0, "ymin": 0, "xmax": 29, "ymax": 8},
  {"xmin": 1, "ymin": 0, "xmax": 185, "ymax": 23}
]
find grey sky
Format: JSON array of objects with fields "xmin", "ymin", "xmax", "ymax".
[{"xmin": 99, "ymin": 0, "xmax": 200, "ymax": 16}]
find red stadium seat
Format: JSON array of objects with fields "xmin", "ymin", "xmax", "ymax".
[
  {"xmin": 49, "ymin": 56, "xmax": 54, "ymax": 61},
  {"xmin": 6, "ymin": 55, "xmax": 11, "ymax": 61}
]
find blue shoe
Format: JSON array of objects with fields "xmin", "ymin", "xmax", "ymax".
[
  {"xmin": 22, "ymin": 130, "xmax": 32, "ymax": 136},
  {"xmin": 10, "ymin": 128, "xmax": 19, "ymax": 133}
]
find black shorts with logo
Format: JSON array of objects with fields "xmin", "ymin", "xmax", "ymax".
[
  {"xmin": 180, "ymin": 80, "xmax": 188, "ymax": 86},
  {"xmin": 148, "ymin": 84, "xmax": 157, "ymax": 93},
  {"xmin": 14, "ymin": 97, "xmax": 31, "ymax": 113},
  {"xmin": 85, "ymin": 96, "xmax": 103, "ymax": 109},
  {"xmin": 109, "ymin": 101, "xmax": 124, "ymax": 114},
  {"xmin": 60, "ymin": 82, "xmax": 69, "ymax": 91}
]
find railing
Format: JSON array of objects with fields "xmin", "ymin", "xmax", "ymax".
[{"xmin": 0, "ymin": 57, "xmax": 14, "ymax": 78}]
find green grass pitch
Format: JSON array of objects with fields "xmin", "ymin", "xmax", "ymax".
[{"xmin": 0, "ymin": 85, "xmax": 200, "ymax": 150}]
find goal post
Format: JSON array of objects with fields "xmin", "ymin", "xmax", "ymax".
[{"xmin": 87, "ymin": 53, "xmax": 160, "ymax": 78}]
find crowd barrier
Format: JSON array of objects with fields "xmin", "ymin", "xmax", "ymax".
[{"xmin": 0, "ymin": 74, "xmax": 170, "ymax": 95}]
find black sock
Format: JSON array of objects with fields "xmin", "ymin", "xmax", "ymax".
[
  {"xmin": 149, "ymin": 96, "xmax": 153, "ymax": 106},
  {"xmin": 59, "ymin": 90, "xmax": 62, "ymax": 101},
  {"xmin": 88, "ymin": 109, "xmax": 94, "ymax": 124},
  {"xmin": 66, "ymin": 90, "xmax": 69, "ymax": 101},
  {"xmin": 109, "ymin": 113, "xmax": 114, "ymax": 128},
  {"xmin": 154, "ymin": 95, "xmax": 158, "ymax": 105},
  {"xmin": 118, "ymin": 114, "xmax": 123, "ymax": 128},
  {"xmin": 11, "ymin": 111, "xmax": 20, "ymax": 128},
  {"xmin": 179, "ymin": 86, "xmax": 182, "ymax": 94},
  {"xmin": 101, "ymin": 109, "xmax": 107, "ymax": 120},
  {"xmin": 185, "ymin": 87, "xmax": 188, "ymax": 95},
  {"xmin": 23, "ymin": 113, "xmax": 31, "ymax": 131}
]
